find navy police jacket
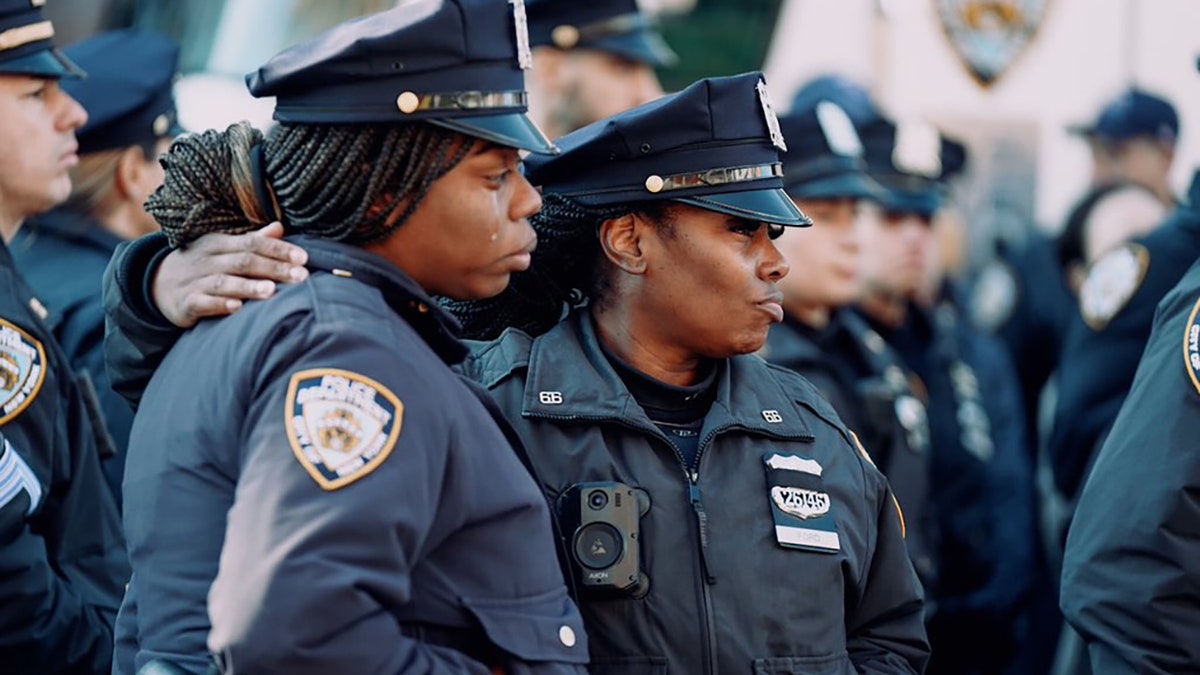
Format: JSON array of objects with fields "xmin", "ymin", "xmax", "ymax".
[
  {"xmin": 12, "ymin": 208, "xmax": 130, "ymax": 505},
  {"xmin": 0, "ymin": 239, "xmax": 128, "ymax": 675},
  {"xmin": 1050, "ymin": 171, "xmax": 1200, "ymax": 500},
  {"xmin": 112, "ymin": 237, "xmax": 587, "ymax": 675},
  {"xmin": 763, "ymin": 309, "xmax": 938, "ymax": 597},
  {"xmin": 464, "ymin": 310, "xmax": 929, "ymax": 675},
  {"xmin": 1060, "ymin": 253, "xmax": 1200, "ymax": 674}
]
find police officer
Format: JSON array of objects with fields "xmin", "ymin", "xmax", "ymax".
[
  {"xmin": 0, "ymin": 1, "xmax": 130, "ymax": 673},
  {"xmin": 525, "ymin": 0, "xmax": 674, "ymax": 138},
  {"xmin": 1059, "ymin": 235, "xmax": 1200, "ymax": 674},
  {"xmin": 451, "ymin": 72, "xmax": 928, "ymax": 674},
  {"xmin": 854, "ymin": 114, "xmax": 1035, "ymax": 674},
  {"xmin": 1048, "ymin": 172, "xmax": 1200, "ymax": 505},
  {"xmin": 762, "ymin": 76, "xmax": 938, "ymax": 595},
  {"xmin": 11, "ymin": 29, "xmax": 182, "ymax": 507},
  {"xmin": 108, "ymin": 2, "xmax": 588, "ymax": 674},
  {"xmin": 101, "ymin": 72, "xmax": 929, "ymax": 674}
]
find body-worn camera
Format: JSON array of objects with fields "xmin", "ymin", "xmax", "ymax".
[{"xmin": 558, "ymin": 482, "xmax": 649, "ymax": 598}]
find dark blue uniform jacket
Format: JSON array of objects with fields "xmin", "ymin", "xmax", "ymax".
[
  {"xmin": 1060, "ymin": 253, "xmax": 1200, "ymax": 674},
  {"xmin": 110, "ymin": 236, "xmax": 588, "ymax": 675},
  {"xmin": 12, "ymin": 208, "xmax": 129, "ymax": 505},
  {"xmin": 0, "ymin": 238, "xmax": 128, "ymax": 675}
]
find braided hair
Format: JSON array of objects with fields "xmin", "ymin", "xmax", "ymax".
[
  {"xmin": 148, "ymin": 120, "xmax": 472, "ymax": 247},
  {"xmin": 445, "ymin": 193, "xmax": 673, "ymax": 340}
]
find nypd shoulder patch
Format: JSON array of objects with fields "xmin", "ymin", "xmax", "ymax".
[
  {"xmin": 0, "ymin": 319, "xmax": 47, "ymax": 426},
  {"xmin": 1080, "ymin": 243, "xmax": 1149, "ymax": 330},
  {"xmin": 1183, "ymin": 296, "xmax": 1200, "ymax": 397},
  {"xmin": 970, "ymin": 259, "xmax": 1019, "ymax": 332},
  {"xmin": 286, "ymin": 368, "xmax": 403, "ymax": 491}
]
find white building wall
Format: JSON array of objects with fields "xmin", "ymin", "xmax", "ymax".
[{"xmin": 764, "ymin": 0, "xmax": 1200, "ymax": 231}]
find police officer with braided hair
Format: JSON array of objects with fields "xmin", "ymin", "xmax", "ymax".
[
  {"xmin": 762, "ymin": 76, "xmax": 938, "ymax": 597},
  {"xmin": 100, "ymin": 72, "xmax": 928, "ymax": 673},
  {"xmin": 105, "ymin": 2, "xmax": 588, "ymax": 674},
  {"xmin": 0, "ymin": 1, "xmax": 129, "ymax": 673}
]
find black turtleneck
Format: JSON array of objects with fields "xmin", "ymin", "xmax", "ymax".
[{"xmin": 597, "ymin": 338, "xmax": 719, "ymax": 469}]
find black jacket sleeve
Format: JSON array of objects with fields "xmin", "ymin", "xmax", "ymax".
[{"xmin": 101, "ymin": 232, "xmax": 183, "ymax": 410}]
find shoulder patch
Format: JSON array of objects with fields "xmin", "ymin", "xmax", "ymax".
[
  {"xmin": 970, "ymin": 259, "xmax": 1019, "ymax": 332},
  {"xmin": 1080, "ymin": 243, "xmax": 1149, "ymax": 330},
  {"xmin": 286, "ymin": 368, "xmax": 403, "ymax": 491},
  {"xmin": 0, "ymin": 319, "xmax": 47, "ymax": 426},
  {"xmin": 1184, "ymin": 296, "xmax": 1200, "ymax": 396}
]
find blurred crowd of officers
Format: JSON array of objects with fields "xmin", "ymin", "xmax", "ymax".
[{"xmin": 1, "ymin": 0, "xmax": 1198, "ymax": 674}]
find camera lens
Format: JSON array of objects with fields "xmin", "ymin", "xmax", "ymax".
[
  {"xmin": 587, "ymin": 490, "xmax": 609, "ymax": 510},
  {"xmin": 574, "ymin": 523, "xmax": 623, "ymax": 569}
]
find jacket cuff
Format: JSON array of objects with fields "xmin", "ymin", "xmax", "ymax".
[{"xmin": 117, "ymin": 232, "xmax": 173, "ymax": 327}]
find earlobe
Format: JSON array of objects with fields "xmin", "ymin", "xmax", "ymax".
[{"xmin": 598, "ymin": 213, "xmax": 648, "ymax": 275}]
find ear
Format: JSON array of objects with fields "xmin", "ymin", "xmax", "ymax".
[
  {"xmin": 598, "ymin": 212, "xmax": 649, "ymax": 275},
  {"xmin": 113, "ymin": 146, "xmax": 150, "ymax": 202}
]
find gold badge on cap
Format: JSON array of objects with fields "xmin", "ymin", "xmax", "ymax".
[
  {"xmin": 153, "ymin": 114, "xmax": 170, "ymax": 137},
  {"xmin": 756, "ymin": 79, "xmax": 787, "ymax": 152},
  {"xmin": 645, "ymin": 175, "xmax": 665, "ymax": 193},
  {"xmin": 31, "ymin": 0, "xmax": 47, "ymax": 7},
  {"xmin": 552, "ymin": 25, "xmax": 580, "ymax": 49},
  {"xmin": 510, "ymin": 0, "xmax": 533, "ymax": 70},
  {"xmin": 396, "ymin": 91, "xmax": 421, "ymax": 114}
]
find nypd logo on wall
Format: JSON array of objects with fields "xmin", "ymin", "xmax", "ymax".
[
  {"xmin": 286, "ymin": 368, "xmax": 403, "ymax": 491},
  {"xmin": 937, "ymin": 0, "xmax": 1051, "ymax": 86},
  {"xmin": 0, "ymin": 319, "xmax": 46, "ymax": 426}
]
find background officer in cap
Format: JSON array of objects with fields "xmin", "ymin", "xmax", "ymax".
[
  {"xmin": 99, "ymin": 1, "xmax": 587, "ymax": 674},
  {"xmin": 11, "ymin": 28, "xmax": 182, "ymax": 507},
  {"xmin": 525, "ymin": 0, "xmax": 674, "ymax": 139},
  {"xmin": 450, "ymin": 71, "xmax": 929, "ymax": 674},
  {"xmin": 1070, "ymin": 87, "xmax": 1180, "ymax": 208},
  {"xmin": 0, "ymin": 1, "xmax": 129, "ymax": 673},
  {"xmin": 854, "ymin": 113, "xmax": 1035, "ymax": 675},
  {"xmin": 762, "ymin": 75, "xmax": 939, "ymax": 599}
]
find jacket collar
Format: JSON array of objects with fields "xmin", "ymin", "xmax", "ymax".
[
  {"xmin": 523, "ymin": 310, "xmax": 813, "ymax": 441},
  {"xmin": 21, "ymin": 208, "xmax": 124, "ymax": 254},
  {"xmin": 296, "ymin": 236, "xmax": 469, "ymax": 365}
]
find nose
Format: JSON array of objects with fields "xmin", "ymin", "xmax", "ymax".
[
  {"xmin": 510, "ymin": 171, "xmax": 543, "ymax": 222},
  {"xmin": 54, "ymin": 86, "xmax": 88, "ymax": 132},
  {"xmin": 760, "ymin": 233, "xmax": 790, "ymax": 281}
]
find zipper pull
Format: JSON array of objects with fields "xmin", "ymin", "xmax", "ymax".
[{"xmin": 689, "ymin": 483, "xmax": 717, "ymax": 584}]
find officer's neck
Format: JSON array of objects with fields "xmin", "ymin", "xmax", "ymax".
[
  {"xmin": 859, "ymin": 288, "xmax": 910, "ymax": 329},
  {"xmin": 0, "ymin": 213, "xmax": 23, "ymax": 244},
  {"xmin": 591, "ymin": 305, "xmax": 708, "ymax": 387},
  {"xmin": 783, "ymin": 298, "xmax": 832, "ymax": 329}
]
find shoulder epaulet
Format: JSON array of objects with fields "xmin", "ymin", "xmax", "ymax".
[
  {"xmin": 462, "ymin": 327, "xmax": 535, "ymax": 389},
  {"xmin": 762, "ymin": 359, "xmax": 850, "ymax": 433}
]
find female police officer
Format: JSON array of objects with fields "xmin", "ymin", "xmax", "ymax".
[
  {"xmin": 110, "ymin": 2, "xmax": 587, "ymax": 674},
  {"xmin": 101, "ymin": 73, "xmax": 927, "ymax": 673},
  {"xmin": 450, "ymin": 72, "xmax": 928, "ymax": 674}
]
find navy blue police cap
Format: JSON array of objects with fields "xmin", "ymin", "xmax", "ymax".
[
  {"xmin": 246, "ymin": 0, "xmax": 556, "ymax": 154},
  {"xmin": 1070, "ymin": 87, "xmax": 1178, "ymax": 146},
  {"xmin": 527, "ymin": 0, "xmax": 677, "ymax": 67},
  {"xmin": 791, "ymin": 74, "xmax": 884, "ymax": 128},
  {"xmin": 0, "ymin": 0, "xmax": 83, "ymax": 79},
  {"xmin": 778, "ymin": 92, "xmax": 882, "ymax": 202},
  {"xmin": 860, "ymin": 116, "xmax": 966, "ymax": 219},
  {"xmin": 62, "ymin": 30, "xmax": 182, "ymax": 155},
  {"xmin": 525, "ymin": 72, "xmax": 811, "ymax": 227}
]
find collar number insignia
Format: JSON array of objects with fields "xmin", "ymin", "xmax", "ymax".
[
  {"xmin": 286, "ymin": 368, "xmax": 403, "ymax": 491},
  {"xmin": 510, "ymin": 0, "xmax": 533, "ymax": 70},
  {"xmin": 937, "ymin": 0, "xmax": 1051, "ymax": 86},
  {"xmin": 1080, "ymin": 243, "xmax": 1150, "ymax": 331},
  {"xmin": 756, "ymin": 79, "xmax": 787, "ymax": 151},
  {"xmin": 1184, "ymin": 296, "xmax": 1200, "ymax": 397},
  {"xmin": 0, "ymin": 319, "xmax": 46, "ymax": 426}
]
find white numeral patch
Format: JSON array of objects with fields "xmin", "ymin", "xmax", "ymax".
[{"xmin": 539, "ymin": 391, "xmax": 564, "ymax": 405}]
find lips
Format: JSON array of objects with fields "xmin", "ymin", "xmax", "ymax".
[
  {"xmin": 60, "ymin": 144, "xmax": 79, "ymax": 168},
  {"xmin": 759, "ymin": 293, "xmax": 785, "ymax": 323}
]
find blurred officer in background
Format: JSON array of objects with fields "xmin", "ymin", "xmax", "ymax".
[
  {"xmin": 101, "ymin": 71, "xmax": 930, "ymax": 675},
  {"xmin": 11, "ymin": 29, "xmax": 181, "ymax": 507},
  {"xmin": 762, "ymin": 75, "xmax": 938, "ymax": 597},
  {"xmin": 1055, "ymin": 182, "xmax": 1167, "ymax": 296},
  {"xmin": 855, "ymin": 115, "xmax": 1036, "ymax": 675},
  {"xmin": 1069, "ymin": 87, "xmax": 1180, "ymax": 207},
  {"xmin": 0, "ymin": 1, "xmax": 129, "ymax": 673},
  {"xmin": 525, "ymin": 0, "xmax": 674, "ymax": 138},
  {"xmin": 99, "ymin": 2, "xmax": 589, "ymax": 674}
]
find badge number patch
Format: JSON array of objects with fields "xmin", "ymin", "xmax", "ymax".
[
  {"xmin": 1184, "ymin": 296, "xmax": 1200, "ymax": 397},
  {"xmin": 286, "ymin": 368, "xmax": 403, "ymax": 491},
  {"xmin": 0, "ymin": 319, "xmax": 46, "ymax": 426},
  {"xmin": 763, "ymin": 452, "xmax": 840, "ymax": 553}
]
